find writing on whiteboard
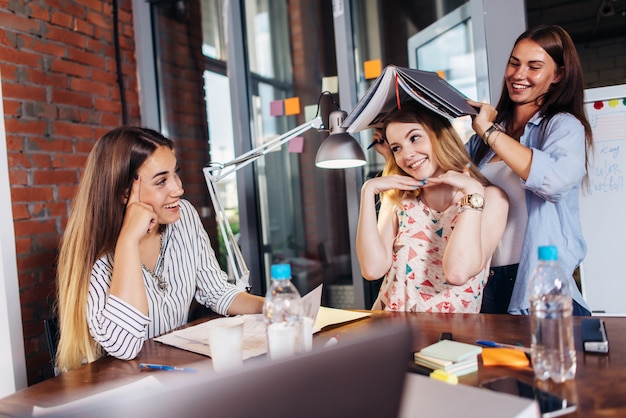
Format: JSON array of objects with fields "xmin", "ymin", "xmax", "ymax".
[{"xmin": 587, "ymin": 111, "xmax": 626, "ymax": 195}]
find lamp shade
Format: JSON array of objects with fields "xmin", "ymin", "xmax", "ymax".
[{"xmin": 315, "ymin": 110, "xmax": 367, "ymax": 169}]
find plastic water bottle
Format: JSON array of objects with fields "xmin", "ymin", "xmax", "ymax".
[
  {"xmin": 528, "ymin": 245, "xmax": 576, "ymax": 382},
  {"xmin": 263, "ymin": 264, "xmax": 303, "ymax": 360}
]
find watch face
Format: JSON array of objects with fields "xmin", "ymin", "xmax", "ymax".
[{"xmin": 470, "ymin": 194, "xmax": 484, "ymax": 208}]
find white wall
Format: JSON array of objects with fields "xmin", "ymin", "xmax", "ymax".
[{"xmin": 0, "ymin": 69, "xmax": 27, "ymax": 395}]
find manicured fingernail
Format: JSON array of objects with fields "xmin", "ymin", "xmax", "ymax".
[
  {"xmin": 134, "ymin": 174, "xmax": 139, "ymax": 180},
  {"xmin": 420, "ymin": 178, "xmax": 428, "ymax": 186},
  {"xmin": 466, "ymin": 162, "xmax": 471, "ymax": 168}
]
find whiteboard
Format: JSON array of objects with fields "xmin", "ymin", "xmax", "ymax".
[{"xmin": 579, "ymin": 84, "xmax": 626, "ymax": 315}]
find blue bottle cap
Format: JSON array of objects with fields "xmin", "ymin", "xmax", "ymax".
[
  {"xmin": 271, "ymin": 264, "xmax": 291, "ymax": 280},
  {"xmin": 538, "ymin": 245, "xmax": 558, "ymax": 261}
]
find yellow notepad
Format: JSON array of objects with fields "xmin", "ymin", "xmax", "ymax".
[{"xmin": 419, "ymin": 340, "xmax": 482, "ymax": 362}]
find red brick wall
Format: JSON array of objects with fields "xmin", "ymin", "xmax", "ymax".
[
  {"xmin": 1, "ymin": 0, "xmax": 216, "ymax": 384},
  {"xmin": 0, "ymin": 0, "xmax": 140, "ymax": 384}
]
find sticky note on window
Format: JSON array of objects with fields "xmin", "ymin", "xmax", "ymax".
[
  {"xmin": 288, "ymin": 136, "xmax": 304, "ymax": 153},
  {"xmin": 322, "ymin": 76, "xmax": 338, "ymax": 93},
  {"xmin": 284, "ymin": 97, "xmax": 300, "ymax": 115},
  {"xmin": 481, "ymin": 348, "xmax": 530, "ymax": 368},
  {"xmin": 270, "ymin": 100, "xmax": 284, "ymax": 116},
  {"xmin": 364, "ymin": 59, "xmax": 382, "ymax": 79},
  {"xmin": 304, "ymin": 104, "xmax": 318, "ymax": 122}
]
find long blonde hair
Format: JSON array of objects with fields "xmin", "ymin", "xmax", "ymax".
[
  {"xmin": 381, "ymin": 103, "xmax": 489, "ymax": 206},
  {"xmin": 55, "ymin": 127, "xmax": 173, "ymax": 372}
]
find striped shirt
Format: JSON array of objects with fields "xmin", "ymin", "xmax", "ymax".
[{"xmin": 87, "ymin": 199, "xmax": 241, "ymax": 360}]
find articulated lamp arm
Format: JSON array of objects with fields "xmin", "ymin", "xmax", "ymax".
[{"xmin": 203, "ymin": 116, "xmax": 323, "ymax": 291}]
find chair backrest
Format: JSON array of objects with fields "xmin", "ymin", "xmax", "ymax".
[{"xmin": 44, "ymin": 317, "xmax": 60, "ymax": 376}]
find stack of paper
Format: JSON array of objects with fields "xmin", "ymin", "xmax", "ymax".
[{"xmin": 414, "ymin": 340, "xmax": 482, "ymax": 377}]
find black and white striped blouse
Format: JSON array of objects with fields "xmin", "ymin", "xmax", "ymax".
[{"xmin": 87, "ymin": 199, "xmax": 240, "ymax": 360}]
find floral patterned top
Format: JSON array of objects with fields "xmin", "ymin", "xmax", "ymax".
[{"xmin": 372, "ymin": 197, "xmax": 488, "ymax": 313}]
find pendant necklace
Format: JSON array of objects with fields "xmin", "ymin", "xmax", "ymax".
[
  {"xmin": 420, "ymin": 190, "xmax": 457, "ymax": 238},
  {"xmin": 142, "ymin": 226, "xmax": 168, "ymax": 291},
  {"xmin": 420, "ymin": 191, "xmax": 456, "ymax": 222}
]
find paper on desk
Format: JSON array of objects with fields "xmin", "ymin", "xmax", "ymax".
[
  {"xmin": 32, "ymin": 376, "xmax": 162, "ymax": 416},
  {"xmin": 154, "ymin": 284, "xmax": 370, "ymax": 358},
  {"xmin": 154, "ymin": 314, "xmax": 268, "ymax": 359}
]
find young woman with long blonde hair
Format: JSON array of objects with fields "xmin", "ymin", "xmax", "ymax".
[
  {"xmin": 56, "ymin": 127, "xmax": 263, "ymax": 372},
  {"xmin": 357, "ymin": 104, "xmax": 509, "ymax": 312}
]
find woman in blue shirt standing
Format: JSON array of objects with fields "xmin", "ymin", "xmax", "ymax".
[{"xmin": 466, "ymin": 25, "xmax": 593, "ymax": 315}]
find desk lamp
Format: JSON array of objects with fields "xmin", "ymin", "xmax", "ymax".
[{"xmin": 203, "ymin": 93, "xmax": 366, "ymax": 291}]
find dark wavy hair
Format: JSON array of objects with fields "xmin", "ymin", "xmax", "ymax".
[{"xmin": 472, "ymin": 25, "xmax": 593, "ymax": 171}]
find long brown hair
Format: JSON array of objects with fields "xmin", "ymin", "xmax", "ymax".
[
  {"xmin": 56, "ymin": 127, "xmax": 174, "ymax": 372},
  {"xmin": 382, "ymin": 103, "xmax": 489, "ymax": 206},
  {"xmin": 472, "ymin": 25, "xmax": 593, "ymax": 170}
]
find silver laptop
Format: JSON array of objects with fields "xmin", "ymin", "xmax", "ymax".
[{"xmin": 50, "ymin": 320, "xmax": 412, "ymax": 418}]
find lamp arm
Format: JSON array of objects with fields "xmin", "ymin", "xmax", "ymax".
[
  {"xmin": 202, "ymin": 116, "xmax": 323, "ymax": 291},
  {"xmin": 206, "ymin": 116, "xmax": 323, "ymax": 182}
]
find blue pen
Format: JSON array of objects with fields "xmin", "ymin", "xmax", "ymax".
[
  {"xmin": 476, "ymin": 340, "xmax": 531, "ymax": 353},
  {"xmin": 139, "ymin": 363, "xmax": 197, "ymax": 372}
]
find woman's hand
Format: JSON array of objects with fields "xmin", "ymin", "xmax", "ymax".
[
  {"xmin": 121, "ymin": 175, "xmax": 159, "ymax": 243},
  {"xmin": 467, "ymin": 99, "xmax": 497, "ymax": 138},
  {"xmin": 371, "ymin": 129, "xmax": 392, "ymax": 162},
  {"xmin": 362, "ymin": 174, "xmax": 422, "ymax": 196},
  {"xmin": 421, "ymin": 169, "xmax": 485, "ymax": 196}
]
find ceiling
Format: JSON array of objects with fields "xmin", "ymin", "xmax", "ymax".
[{"xmin": 526, "ymin": 0, "xmax": 626, "ymax": 43}]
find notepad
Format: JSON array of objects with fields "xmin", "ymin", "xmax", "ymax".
[
  {"xmin": 419, "ymin": 339, "xmax": 482, "ymax": 362},
  {"xmin": 481, "ymin": 348, "xmax": 530, "ymax": 367}
]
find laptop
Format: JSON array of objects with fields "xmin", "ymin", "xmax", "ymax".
[{"xmin": 48, "ymin": 320, "xmax": 412, "ymax": 418}]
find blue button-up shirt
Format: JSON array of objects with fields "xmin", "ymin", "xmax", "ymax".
[{"xmin": 466, "ymin": 112, "xmax": 590, "ymax": 314}]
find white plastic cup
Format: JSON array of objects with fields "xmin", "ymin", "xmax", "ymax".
[
  {"xmin": 301, "ymin": 317, "xmax": 314, "ymax": 352},
  {"xmin": 267, "ymin": 322, "xmax": 298, "ymax": 360},
  {"xmin": 206, "ymin": 317, "xmax": 244, "ymax": 372}
]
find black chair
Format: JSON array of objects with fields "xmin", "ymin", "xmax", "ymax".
[{"xmin": 44, "ymin": 316, "xmax": 60, "ymax": 376}]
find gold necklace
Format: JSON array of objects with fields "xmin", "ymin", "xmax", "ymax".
[{"xmin": 142, "ymin": 226, "xmax": 167, "ymax": 291}]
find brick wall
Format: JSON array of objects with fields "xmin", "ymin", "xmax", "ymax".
[
  {"xmin": 578, "ymin": 36, "xmax": 626, "ymax": 89},
  {"xmin": 1, "ymin": 0, "xmax": 140, "ymax": 384},
  {"xmin": 1, "ymin": 0, "xmax": 216, "ymax": 385}
]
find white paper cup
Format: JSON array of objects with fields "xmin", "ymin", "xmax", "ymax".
[{"xmin": 206, "ymin": 317, "xmax": 244, "ymax": 372}]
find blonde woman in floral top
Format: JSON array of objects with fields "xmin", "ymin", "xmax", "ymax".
[{"xmin": 357, "ymin": 103, "xmax": 509, "ymax": 313}]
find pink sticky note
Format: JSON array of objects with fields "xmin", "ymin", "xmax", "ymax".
[
  {"xmin": 270, "ymin": 100, "xmax": 284, "ymax": 116},
  {"xmin": 288, "ymin": 136, "xmax": 304, "ymax": 153}
]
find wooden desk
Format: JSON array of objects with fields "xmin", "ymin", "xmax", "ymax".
[{"xmin": 0, "ymin": 313, "xmax": 624, "ymax": 417}]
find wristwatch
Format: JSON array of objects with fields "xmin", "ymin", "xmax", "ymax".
[
  {"xmin": 482, "ymin": 123, "xmax": 504, "ymax": 145},
  {"xmin": 460, "ymin": 193, "xmax": 485, "ymax": 211}
]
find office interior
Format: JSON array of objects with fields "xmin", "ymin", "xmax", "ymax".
[{"xmin": 0, "ymin": 0, "xmax": 625, "ymax": 390}]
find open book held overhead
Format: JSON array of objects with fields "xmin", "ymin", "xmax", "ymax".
[{"xmin": 342, "ymin": 65, "xmax": 478, "ymax": 133}]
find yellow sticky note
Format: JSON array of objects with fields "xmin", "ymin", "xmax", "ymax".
[
  {"xmin": 284, "ymin": 97, "xmax": 300, "ymax": 115},
  {"xmin": 364, "ymin": 59, "xmax": 382, "ymax": 80},
  {"xmin": 481, "ymin": 348, "xmax": 530, "ymax": 368},
  {"xmin": 304, "ymin": 104, "xmax": 318, "ymax": 122},
  {"xmin": 429, "ymin": 369, "xmax": 458, "ymax": 385},
  {"xmin": 322, "ymin": 76, "xmax": 338, "ymax": 93}
]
